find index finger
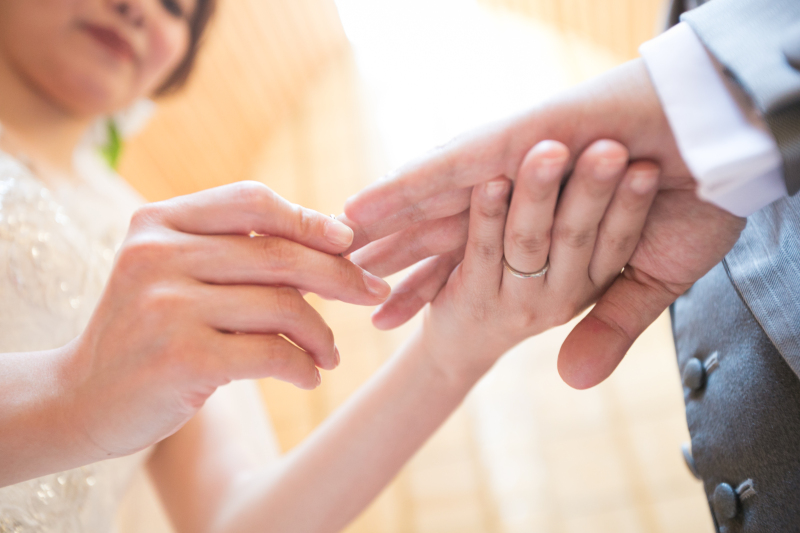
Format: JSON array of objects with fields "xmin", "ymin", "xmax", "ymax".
[
  {"xmin": 340, "ymin": 187, "xmax": 472, "ymax": 255},
  {"xmin": 343, "ymin": 124, "xmax": 514, "ymax": 228},
  {"xmin": 142, "ymin": 181, "xmax": 355, "ymax": 255}
]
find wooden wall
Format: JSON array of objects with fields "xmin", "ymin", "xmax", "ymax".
[
  {"xmin": 478, "ymin": 0, "xmax": 668, "ymax": 62},
  {"xmin": 119, "ymin": 0, "xmax": 349, "ymax": 201}
]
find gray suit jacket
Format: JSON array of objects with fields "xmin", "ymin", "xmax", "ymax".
[
  {"xmin": 672, "ymin": 0, "xmax": 800, "ymax": 377},
  {"xmin": 666, "ymin": 3, "xmax": 800, "ymax": 529}
]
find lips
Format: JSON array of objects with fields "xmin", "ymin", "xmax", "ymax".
[{"xmin": 83, "ymin": 23, "xmax": 136, "ymax": 62}]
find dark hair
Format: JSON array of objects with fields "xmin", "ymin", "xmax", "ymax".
[{"xmin": 154, "ymin": 0, "xmax": 217, "ymax": 96}]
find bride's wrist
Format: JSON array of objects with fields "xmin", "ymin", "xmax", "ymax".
[
  {"xmin": 39, "ymin": 341, "xmax": 113, "ymax": 467},
  {"xmin": 415, "ymin": 321, "xmax": 505, "ymax": 389},
  {"xmin": 53, "ymin": 339, "xmax": 110, "ymax": 461},
  {"xmin": 55, "ymin": 336, "xmax": 132, "ymax": 464},
  {"xmin": 0, "ymin": 341, "xmax": 106, "ymax": 486}
]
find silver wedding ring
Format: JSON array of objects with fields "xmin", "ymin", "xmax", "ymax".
[{"xmin": 502, "ymin": 255, "xmax": 549, "ymax": 279}]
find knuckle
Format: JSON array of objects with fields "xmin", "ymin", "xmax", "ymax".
[
  {"xmin": 507, "ymin": 228, "xmax": 550, "ymax": 256},
  {"xmin": 293, "ymin": 205, "xmax": 319, "ymax": 240},
  {"xmin": 128, "ymin": 203, "xmax": 162, "ymax": 230},
  {"xmin": 274, "ymin": 286, "xmax": 303, "ymax": 319},
  {"xmin": 522, "ymin": 184, "xmax": 554, "ymax": 203},
  {"xmin": 265, "ymin": 343, "xmax": 314, "ymax": 386},
  {"xmin": 326, "ymin": 255, "xmax": 361, "ymax": 293},
  {"xmin": 264, "ymin": 341, "xmax": 292, "ymax": 372},
  {"xmin": 553, "ymin": 224, "xmax": 595, "ymax": 250},
  {"xmin": 476, "ymin": 200, "xmax": 508, "ymax": 219},
  {"xmin": 235, "ymin": 181, "xmax": 273, "ymax": 211},
  {"xmin": 339, "ymin": 260, "xmax": 361, "ymax": 289},
  {"xmin": 405, "ymin": 201, "xmax": 426, "ymax": 225},
  {"xmin": 600, "ymin": 232, "xmax": 637, "ymax": 256},
  {"xmin": 140, "ymin": 284, "xmax": 187, "ymax": 319},
  {"xmin": 472, "ymin": 239, "xmax": 500, "ymax": 261},
  {"xmin": 115, "ymin": 232, "xmax": 171, "ymax": 276},
  {"xmin": 260, "ymin": 237, "xmax": 298, "ymax": 274}
]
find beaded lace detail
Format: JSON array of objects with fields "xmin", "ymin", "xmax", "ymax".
[
  {"xmin": 0, "ymin": 158, "xmax": 110, "ymax": 328},
  {"xmin": 0, "ymin": 150, "xmax": 149, "ymax": 532}
]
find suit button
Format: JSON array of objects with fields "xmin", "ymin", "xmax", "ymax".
[
  {"xmin": 681, "ymin": 443, "xmax": 701, "ymax": 479},
  {"xmin": 782, "ymin": 24, "xmax": 800, "ymax": 71},
  {"xmin": 682, "ymin": 357, "xmax": 706, "ymax": 391},
  {"xmin": 714, "ymin": 483, "xmax": 738, "ymax": 520}
]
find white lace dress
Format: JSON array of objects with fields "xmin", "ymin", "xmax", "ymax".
[
  {"xmin": 0, "ymin": 147, "xmax": 151, "ymax": 532},
  {"xmin": 0, "ymin": 148, "xmax": 279, "ymax": 532}
]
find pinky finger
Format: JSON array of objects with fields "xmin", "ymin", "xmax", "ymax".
[
  {"xmin": 371, "ymin": 248, "xmax": 464, "ymax": 330},
  {"xmin": 588, "ymin": 161, "xmax": 659, "ymax": 290},
  {"xmin": 214, "ymin": 333, "xmax": 321, "ymax": 390}
]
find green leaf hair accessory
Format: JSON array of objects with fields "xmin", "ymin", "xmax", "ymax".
[{"xmin": 99, "ymin": 118, "xmax": 123, "ymax": 170}]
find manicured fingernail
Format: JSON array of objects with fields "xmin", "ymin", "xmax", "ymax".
[
  {"xmin": 485, "ymin": 179, "xmax": 509, "ymax": 198},
  {"xmin": 315, "ymin": 368, "xmax": 322, "ymax": 386},
  {"xmin": 333, "ymin": 344, "xmax": 340, "ymax": 367},
  {"xmin": 324, "ymin": 219, "xmax": 354, "ymax": 247},
  {"xmin": 629, "ymin": 171, "xmax": 658, "ymax": 193},
  {"xmin": 363, "ymin": 271, "xmax": 391, "ymax": 299}
]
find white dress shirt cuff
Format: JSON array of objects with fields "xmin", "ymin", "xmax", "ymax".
[{"xmin": 639, "ymin": 22, "xmax": 786, "ymax": 217}]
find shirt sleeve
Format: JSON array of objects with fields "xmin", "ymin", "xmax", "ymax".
[{"xmin": 639, "ymin": 22, "xmax": 786, "ymax": 217}]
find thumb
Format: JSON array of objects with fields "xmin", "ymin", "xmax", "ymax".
[{"xmin": 558, "ymin": 267, "xmax": 688, "ymax": 389}]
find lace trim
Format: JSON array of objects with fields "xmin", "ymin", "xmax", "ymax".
[{"xmin": 0, "ymin": 157, "xmax": 113, "ymax": 326}]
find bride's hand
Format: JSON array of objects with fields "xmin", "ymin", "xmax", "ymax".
[
  {"xmin": 412, "ymin": 140, "xmax": 659, "ymax": 379},
  {"xmin": 66, "ymin": 182, "xmax": 390, "ymax": 458}
]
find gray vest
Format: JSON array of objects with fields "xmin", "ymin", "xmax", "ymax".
[{"xmin": 667, "ymin": 1, "xmax": 800, "ymax": 531}]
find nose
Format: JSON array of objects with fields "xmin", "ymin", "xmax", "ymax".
[{"xmin": 109, "ymin": 0, "xmax": 145, "ymax": 28}]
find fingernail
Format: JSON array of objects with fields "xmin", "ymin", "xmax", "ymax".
[
  {"xmin": 629, "ymin": 171, "xmax": 658, "ymax": 194},
  {"xmin": 315, "ymin": 368, "xmax": 322, "ymax": 386},
  {"xmin": 537, "ymin": 158, "xmax": 567, "ymax": 182},
  {"xmin": 595, "ymin": 156, "xmax": 628, "ymax": 180},
  {"xmin": 485, "ymin": 179, "xmax": 509, "ymax": 198},
  {"xmin": 363, "ymin": 271, "xmax": 391, "ymax": 299},
  {"xmin": 333, "ymin": 344, "xmax": 340, "ymax": 367},
  {"xmin": 324, "ymin": 219, "xmax": 354, "ymax": 247}
]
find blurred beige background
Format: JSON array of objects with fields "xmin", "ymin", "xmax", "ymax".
[{"xmin": 116, "ymin": 1, "xmax": 714, "ymax": 532}]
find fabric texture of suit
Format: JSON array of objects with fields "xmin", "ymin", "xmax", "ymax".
[
  {"xmin": 682, "ymin": 0, "xmax": 800, "ymax": 195},
  {"xmin": 672, "ymin": 262, "xmax": 800, "ymax": 533},
  {"xmin": 665, "ymin": 0, "xmax": 800, "ymax": 531}
]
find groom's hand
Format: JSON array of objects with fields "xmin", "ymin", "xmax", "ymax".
[{"xmin": 343, "ymin": 59, "xmax": 745, "ymax": 389}]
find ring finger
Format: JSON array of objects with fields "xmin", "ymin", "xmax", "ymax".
[{"xmin": 501, "ymin": 141, "xmax": 569, "ymax": 289}]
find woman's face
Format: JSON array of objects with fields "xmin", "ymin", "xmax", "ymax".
[{"xmin": 0, "ymin": 0, "xmax": 195, "ymax": 116}]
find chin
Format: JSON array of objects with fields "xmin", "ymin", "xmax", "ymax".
[{"xmin": 38, "ymin": 59, "xmax": 141, "ymax": 118}]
